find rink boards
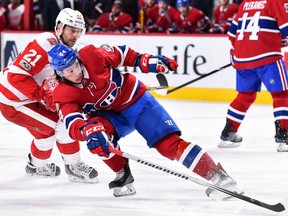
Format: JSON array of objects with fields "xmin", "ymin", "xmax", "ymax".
[{"xmin": 2, "ymin": 31, "xmax": 287, "ymax": 104}]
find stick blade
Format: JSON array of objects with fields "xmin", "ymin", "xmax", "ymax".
[
  {"xmin": 153, "ymin": 88, "xmax": 168, "ymax": 96},
  {"xmin": 156, "ymin": 73, "xmax": 168, "ymax": 87},
  {"xmin": 155, "ymin": 73, "xmax": 168, "ymax": 95}
]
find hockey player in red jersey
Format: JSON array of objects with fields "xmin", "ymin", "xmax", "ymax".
[
  {"xmin": 176, "ymin": 0, "xmax": 211, "ymax": 34},
  {"xmin": 144, "ymin": 0, "xmax": 182, "ymax": 33},
  {"xmin": 0, "ymin": 8, "xmax": 98, "ymax": 182},
  {"xmin": 92, "ymin": 0, "xmax": 134, "ymax": 33},
  {"xmin": 219, "ymin": 0, "xmax": 288, "ymax": 152},
  {"xmin": 47, "ymin": 43, "xmax": 243, "ymax": 198},
  {"xmin": 209, "ymin": 0, "xmax": 239, "ymax": 34}
]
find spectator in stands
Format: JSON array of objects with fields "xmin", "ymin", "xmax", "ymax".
[
  {"xmin": 209, "ymin": 0, "xmax": 238, "ymax": 34},
  {"xmin": 176, "ymin": 0, "xmax": 211, "ymax": 33},
  {"xmin": 134, "ymin": 0, "xmax": 156, "ymax": 32},
  {"xmin": 144, "ymin": 0, "xmax": 182, "ymax": 33},
  {"xmin": 42, "ymin": 0, "xmax": 71, "ymax": 31},
  {"xmin": 83, "ymin": 0, "xmax": 112, "ymax": 32},
  {"xmin": 0, "ymin": 4, "xmax": 6, "ymax": 31},
  {"xmin": 93, "ymin": 0, "xmax": 133, "ymax": 33},
  {"xmin": 6, "ymin": 0, "xmax": 24, "ymax": 30}
]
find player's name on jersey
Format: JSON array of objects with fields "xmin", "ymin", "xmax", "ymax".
[{"xmin": 243, "ymin": 1, "xmax": 266, "ymax": 11}]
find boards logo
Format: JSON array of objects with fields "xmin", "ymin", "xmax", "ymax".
[{"xmin": 4, "ymin": 41, "xmax": 18, "ymax": 68}]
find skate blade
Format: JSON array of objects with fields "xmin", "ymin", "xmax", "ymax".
[
  {"xmin": 112, "ymin": 183, "xmax": 136, "ymax": 197},
  {"xmin": 277, "ymin": 143, "xmax": 288, "ymax": 152},
  {"xmin": 218, "ymin": 140, "xmax": 241, "ymax": 148},
  {"xmin": 68, "ymin": 175, "xmax": 99, "ymax": 184}
]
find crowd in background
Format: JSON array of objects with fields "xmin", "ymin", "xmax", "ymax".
[{"xmin": 0, "ymin": 0, "xmax": 243, "ymax": 34}]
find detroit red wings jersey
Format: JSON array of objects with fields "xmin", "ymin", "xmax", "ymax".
[
  {"xmin": 228, "ymin": 0, "xmax": 288, "ymax": 69},
  {"xmin": 53, "ymin": 45, "xmax": 146, "ymax": 141},
  {"xmin": 213, "ymin": 3, "xmax": 239, "ymax": 33},
  {"xmin": 0, "ymin": 32, "xmax": 58, "ymax": 106}
]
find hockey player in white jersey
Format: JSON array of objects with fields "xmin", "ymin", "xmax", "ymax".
[{"xmin": 0, "ymin": 8, "xmax": 98, "ymax": 183}]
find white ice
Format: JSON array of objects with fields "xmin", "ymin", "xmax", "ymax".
[{"xmin": 1, "ymin": 99, "xmax": 288, "ymax": 216}]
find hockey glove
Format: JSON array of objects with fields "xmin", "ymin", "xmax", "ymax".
[
  {"xmin": 136, "ymin": 53, "xmax": 178, "ymax": 73},
  {"xmin": 82, "ymin": 122, "xmax": 110, "ymax": 157},
  {"xmin": 39, "ymin": 78, "xmax": 58, "ymax": 112},
  {"xmin": 42, "ymin": 90, "xmax": 57, "ymax": 112}
]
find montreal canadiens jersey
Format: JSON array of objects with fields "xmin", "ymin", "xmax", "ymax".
[
  {"xmin": 0, "ymin": 32, "xmax": 58, "ymax": 106},
  {"xmin": 53, "ymin": 45, "xmax": 147, "ymax": 141},
  {"xmin": 228, "ymin": 0, "xmax": 288, "ymax": 69},
  {"xmin": 213, "ymin": 3, "xmax": 239, "ymax": 33}
]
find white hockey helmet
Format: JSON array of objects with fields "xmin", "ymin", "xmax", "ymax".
[{"xmin": 55, "ymin": 8, "xmax": 86, "ymax": 37}]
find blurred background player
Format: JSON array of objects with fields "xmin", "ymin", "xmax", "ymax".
[
  {"xmin": 82, "ymin": 0, "xmax": 112, "ymax": 32},
  {"xmin": 176, "ymin": 0, "xmax": 211, "ymax": 34},
  {"xmin": 134, "ymin": 0, "xmax": 156, "ymax": 33},
  {"xmin": 143, "ymin": 0, "xmax": 182, "ymax": 33},
  {"xmin": 0, "ymin": 8, "xmax": 98, "ymax": 182},
  {"xmin": 47, "ymin": 43, "xmax": 243, "ymax": 199},
  {"xmin": 6, "ymin": 0, "xmax": 24, "ymax": 30},
  {"xmin": 92, "ymin": 0, "xmax": 133, "ymax": 33},
  {"xmin": 218, "ymin": 0, "xmax": 288, "ymax": 152},
  {"xmin": 209, "ymin": 0, "xmax": 238, "ymax": 34}
]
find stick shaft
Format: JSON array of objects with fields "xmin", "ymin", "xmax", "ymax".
[
  {"xmin": 167, "ymin": 63, "xmax": 232, "ymax": 94},
  {"xmin": 108, "ymin": 147, "xmax": 285, "ymax": 212}
]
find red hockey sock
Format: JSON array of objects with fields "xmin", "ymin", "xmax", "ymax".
[
  {"xmin": 154, "ymin": 133, "xmax": 217, "ymax": 180},
  {"xmin": 271, "ymin": 90, "xmax": 288, "ymax": 129}
]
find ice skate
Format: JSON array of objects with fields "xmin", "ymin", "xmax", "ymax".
[
  {"xmin": 206, "ymin": 163, "xmax": 243, "ymax": 200},
  {"xmin": 25, "ymin": 153, "xmax": 61, "ymax": 177},
  {"xmin": 65, "ymin": 162, "xmax": 99, "ymax": 183},
  {"xmin": 274, "ymin": 121, "xmax": 288, "ymax": 152},
  {"xmin": 218, "ymin": 120, "xmax": 242, "ymax": 148},
  {"xmin": 109, "ymin": 162, "xmax": 136, "ymax": 197}
]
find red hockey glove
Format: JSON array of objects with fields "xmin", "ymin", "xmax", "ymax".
[
  {"xmin": 136, "ymin": 53, "xmax": 178, "ymax": 73},
  {"xmin": 42, "ymin": 90, "xmax": 57, "ymax": 112},
  {"xmin": 82, "ymin": 122, "xmax": 110, "ymax": 158},
  {"xmin": 39, "ymin": 78, "xmax": 58, "ymax": 112}
]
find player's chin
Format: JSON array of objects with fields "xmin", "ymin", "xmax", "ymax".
[
  {"xmin": 75, "ymin": 76, "xmax": 83, "ymax": 83},
  {"xmin": 68, "ymin": 40, "xmax": 76, "ymax": 47}
]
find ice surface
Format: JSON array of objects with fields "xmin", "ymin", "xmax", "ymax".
[{"xmin": 1, "ymin": 99, "xmax": 287, "ymax": 216}]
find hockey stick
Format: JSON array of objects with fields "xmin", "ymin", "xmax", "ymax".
[
  {"xmin": 108, "ymin": 147, "xmax": 287, "ymax": 212},
  {"xmin": 146, "ymin": 73, "xmax": 169, "ymax": 92},
  {"xmin": 158, "ymin": 63, "xmax": 232, "ymax": 95}
]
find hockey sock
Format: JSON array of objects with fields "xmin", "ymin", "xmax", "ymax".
[
  {"xmin": 271, "ymin": 90, "xmax": 288, "ymax": 129},
  {"xmin": 226, "ymin": 91, "xmax": 256, "ymax": 132},
  {"xmin": 103, "ymin": 154, "xmax": 128, "ymax": 172},
  {"xmin": 154, "ymin": 133, "xmax": 217, "ymax": 180},
  {"xmin": 175, "ymin": 141, "xmax": 217, "ymax": 180},
  {"xmin": 56, "ymin": 141, "xmax": 81, "ymax": 164},
  {"xmin": 31, "ymin": 139, "xmax": 53, "ymax": 166}
]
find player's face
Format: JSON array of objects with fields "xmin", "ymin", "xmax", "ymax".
[
  {"xmin": 146, "ymin": 0, "xmax": 155, "ymax": 7},
  {"xmin": 219, "ymin": 0, "xmax": 229, "ymax": 5},
  {"xmin": 61, "ymin": 25, "xmax": 83, "ymax": 47},
  {"xmin": 178, "ymin": 6, "xmax": 189, "ymax": 16},
  {"xmin": 62, "ymin": 60, "xmax": 83, "ymax": 83},
  {"xmin": 111, "ymin": 4, "xmax": 122, "ymax": 17},
  {"xmin": 158, "ymin": 2, "xmax": 168, "ymax": 12}
]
